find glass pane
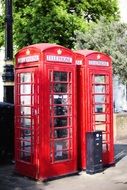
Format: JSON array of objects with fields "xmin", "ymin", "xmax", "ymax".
[
  {"xmin": 95, "ymin": 75, "xmax": 105, "ymax": 83},
  {"xmin": 53, "ymin": 72, "xmax": 67, "ymax": 81},
  {"xmin": 54, "ymin": 95, "xmax": 63, "ymax": 104},
  {"xmin": 54, "ymin": 117, "xmax": 67, "ymax": 127},
  {"xmin": 95, "ymin": 124, "xmax": 106, "ymax": 131},
  {"xmin": 102, "ymin": 134, "xmax": 106, "ymax": 141},
  {"xmin": 94, "ymin": 85, "xmax": 105, "ymax": 93},
  {"xmin": 54, "ymin": 150, "xmax": 69, "ymax": 161},
  {"xmin": 95, "ymin": 114, "xmax": 106, "ymax": 122},
  {"xmin": 94, "ymin": 95, "xmax": 105, "ymax": 103},
  {"xmin": 21, "ymin": 135, "xmax": 31, "ymax": 142},
  {"xmin": 20, "ymin": 151, "xmax": 31, "ymax": 162},
  {"xmin": 20, "ymin": 96, "xmax": 31, "ymax": 105},
  {"xmin": 21, "ymin": 107, "xmax": 31, "ymax": 115},
  {"xmin": 21, "ymin": 118, "xmax": 31, "ymax": 128},
  {"xmin": 54, "ymin": 128, "xmax": 68, "ymax": 138},
  {"xmin": 21, "ymin": 129, "xmax": 31, "ymax": 138},
  {"xmin": 53, "ymin": 95, "xmax": 71, "ymax": 104},
  {"xmin": 54, "ymin": 106, "xmax": 68, "ymax": 116},
  {"xmin": 55, "ymin": 140, "xmax": 69, "ymax": 150},
  {"xmin": 21, "ymin": 140, "xmax": 31, "ymax": 151},
  {"xmin": 20, "ymin": 84, "xmax": 31, "ymax": 94},
  {"xmin": 95, "ymin": 105, "xmax": 105, "ymax": 113},
  {"xmin": 54, "ymin": 83, "xmax": 67, "ymax": 93},
  {"xmin": 20, "ymin": 73, "xmax": 31, "ymax": 83}
]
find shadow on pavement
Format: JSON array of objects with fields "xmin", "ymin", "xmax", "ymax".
[
  {"xmin": 114, "ymin": 143, "xmax": 127, "ymax": 163},
  {"xmin": 0, "ymin": 164, "xmax": 44, "ymax": 190}
]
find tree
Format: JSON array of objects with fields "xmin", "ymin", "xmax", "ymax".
[
  {"xmin": 0, "ymin": 0, "xmax": 4, "ymax": 47},
  {"xmin": 0, "ymin": 0, "xmax": 119, "ymax": 50},
  {"xmin": 74, "ymin": 18, "xmax": 127, "ymax": 82}
]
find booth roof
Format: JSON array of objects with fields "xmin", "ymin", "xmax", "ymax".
[{"xmin": 19, "ymin": 43, "xmax": 71, "ymax": 53}]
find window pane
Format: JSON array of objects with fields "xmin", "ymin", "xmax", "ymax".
[
  {"xmin": 54, "ymin": 106, "xmax": 68, "ymax": 116},
  {"xmin": 95, "ymin": 124, "xmax": 106, "ymax": 131},
  {"xmin": 21, "ymin": 140, "xmax": 31, "ymax": 151},
  {"xmin": 94, "ymin": 95, "xmax": 105, "ymax": 103},
  {"xmin": 54, "ymin": 117, "xmax": 67, "ymax": 127},
  {"xmin": 21, "ymin": 118, "xmax": 31, "ymax": 128},
  {"xmin": 54, "ymin": 128, "xmax": 68, "ymax": 138},
  {"xmin": 95, "ymin": 114, "xmax": 106, "ymax": 122},
  {"xmin": 20, "ymin": 96, "xmax": 31, "ymax": 105},
  {"xmin": 53, "ymin": 72, "xmax": 67, "ymax": 81},
  {"xmin": 94, "ymin": 85, "xmax": 105, "ymax": 93},
  {"xmin": 20, "ymin": 151, "xmax": 31, "ymax": 162},
  {"xmin": 95, "ymin": 75, "xmax": 105, "ymax": 83},
  {"xmin": 20, "ymin": 84, "xmax": 31, "ymax": 94},
  {"xmin": 20, "ymin": 73, "xmax": 31, "ymax": 83},
  {"xmin": 54, "ymin": 83, "xmax": 67, "ymax": 93},
  {"xmin": 55, "ymin": 140, "xmax": 69, "ymax": 150},
  {"xmin": 54, "ymin": 150, "xmax": 69, "ymax": 161},
  {"xmin": 53, "ymin": 95, "xmax": 71, "ymax": 104},
  {"xmin": 95, "ymin": 105, "xmax": 104, "ymax": 113},
  {"xmin": 21, "ymin": 107, "xmax": 31, "ymax": 115},
  {"xmin": 21, "ymin": 129, "xmax": 31, "ymax": 138}
]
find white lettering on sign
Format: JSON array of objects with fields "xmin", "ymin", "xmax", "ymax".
[
  {"xmin": 76, "ymin": 60, "xmax": 83, "ymax": 65},
  {"xmin": 46, "ymin": 55, "xmax": 72, "ymax": 63},
  {"xmin": 18, "ymin": 55, "xmax": 39, "ymax": 63},
  {"xmin": 89, "ymin": 60, "xmax": 109, "ymax": 66}
]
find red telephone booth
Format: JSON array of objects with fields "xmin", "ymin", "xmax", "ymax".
[
  {"xmin": 15, "ymin": 43, "xmax": 77, "ymax": 180},
  {"xmin": 75, "ymin": 50, "xmax": 114, "ymax": 170}
]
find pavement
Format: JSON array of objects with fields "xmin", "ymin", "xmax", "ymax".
[{"xmin": 1, "ymin": 139, "xmax": 127, "ymax": 190}]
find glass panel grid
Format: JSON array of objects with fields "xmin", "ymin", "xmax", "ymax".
[
  {"xmin": 15, "ymin": 72, "xmax": 36, "ymax": 163},
  {"xmin": 50, "ymin": 71, "xmax": 72, "ymax": 163},
  {"xmin": 91, "ymin": 74, "xmax": 111, "ymax": 154}
]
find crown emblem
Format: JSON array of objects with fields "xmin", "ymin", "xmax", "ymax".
[
  {"xmin": 57, "ymin": 49, "xmax": 62, "ymax": 55},
  {"xmin": 97, "ymin": 54, "xmax": 101, "ymax": 59},
  {"xmin": 26, "ymin": 49, "xmax": 30, "ymax": 55}
]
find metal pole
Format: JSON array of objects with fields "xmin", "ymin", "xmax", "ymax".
[{"xmin": 2, "ymin": 0, "xmax": 14, "ymax": 103}]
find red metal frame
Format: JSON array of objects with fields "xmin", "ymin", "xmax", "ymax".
[
  {"xmin": 15, "ymin": 44, "xmax": 77, "ymax": 180},
  {"xmin": 75, "ymin": 50, "xmax": 114, "ymax": 170}
]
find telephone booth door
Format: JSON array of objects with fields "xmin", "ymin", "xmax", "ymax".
[
  {"xmin": 40, "ymin": 65, "xmax": 77, "ymax": 178},
  {"xmin": 15, "ymin": 67, "xmax": 39, "ymax": 179},
  {"xmin": 88, "ymin": 70, "xmax": 114, "ymax": 165}
]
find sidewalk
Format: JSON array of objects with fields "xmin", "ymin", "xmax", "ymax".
[{"xmin": 1, "ymin": 140, "xmax": 127, "ymax": 190}]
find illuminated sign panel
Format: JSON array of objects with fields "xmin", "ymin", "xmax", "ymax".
[
  {"xmin": 89, "ymin": 60, "xmax": 109, "ymax": 66},
  {"xmin": 18, "ymin": 55, "xmax": 39, "ymax": 63},
  {"xmin": 46, "ymin": 55, "xmax": 72, "ymax": 63}
]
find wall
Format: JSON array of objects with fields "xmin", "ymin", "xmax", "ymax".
[{"xmin": 114, "ymin": 113, "xmax": 127, "ymax": 142}]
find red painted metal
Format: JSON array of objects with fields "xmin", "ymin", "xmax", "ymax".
[
  {"xmin": 15, "ymin": 43, "xmax": 77, "ymax": 180},
  {"xmin": 75, "ymin": 50, "xmax": 114, "ymax": 170}
]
